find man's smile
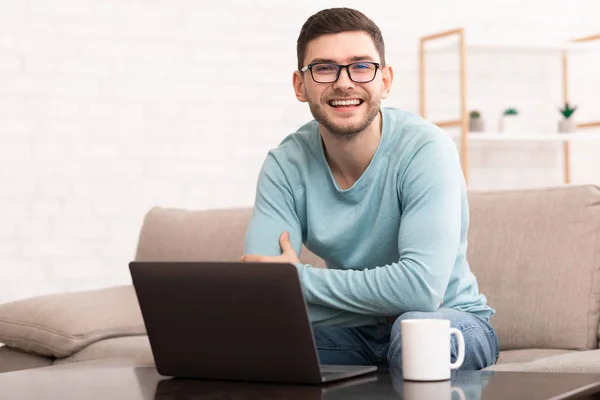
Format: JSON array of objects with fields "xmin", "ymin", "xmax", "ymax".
[{"xmin": 328, "ymin": 98, "xmax": 365, "ymax": 110}]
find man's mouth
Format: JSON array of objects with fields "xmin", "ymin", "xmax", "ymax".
[{"xmin": 328, "ymin": 99, "xmax": 364, "ymax": 108}]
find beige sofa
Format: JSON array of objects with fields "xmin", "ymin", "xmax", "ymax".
[{"xmin": 1, "ymin": 184, "xmax": 600, "ymax": 374}]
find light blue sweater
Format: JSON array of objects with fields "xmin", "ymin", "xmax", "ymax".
[{"xmin": 244, "ymin": 107, "xmax": 494, "ymax": 327}]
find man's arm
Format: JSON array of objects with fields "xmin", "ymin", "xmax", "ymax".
[
  {"xmin": 244, "ymin": 153, "xmax": 379, "ymax": 327},
  {"xmin": 244, "ymin": 153, "xmax": 304, "ymax": 257},
  {"xmin": 295, "ymin": 138, "xmax": 463, "ymax": 316}
]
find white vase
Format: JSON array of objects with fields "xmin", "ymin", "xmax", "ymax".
[
  {"xmin": 558, "ymin": 118, "xmax": 576, "ymax": 133},
  {"xmin": 500, "ymin": 115, "xmax": 521, "ymax": 133}
]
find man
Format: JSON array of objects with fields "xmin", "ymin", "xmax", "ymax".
[{"xmin": 241, "ymin": 7, "xmax": 499, "ymax": 370}]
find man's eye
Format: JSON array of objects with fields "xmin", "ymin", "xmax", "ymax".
[
  {"xmin": 352, "ymin": 63, "xmax": 371, "ymax": 70},
  {"xmin": 315, "ymin": 65, "xmax": 337, "ymax": 72}
]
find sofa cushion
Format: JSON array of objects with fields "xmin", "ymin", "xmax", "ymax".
[
  {"xmin": 520, "ymin": 349, "xmax": 600, "ymax": 373},
  {"xmin": 0, "ymin": 286, "xmax": 145, "ymax": 358},
  {"xmin": 483, "ymin": 349, "xmax": 576, "ymax": 372},
  {"xmin": 484, "ymin": 362, "xmax": 527, "ymax": 372},
  {"xmin": 497, "ymin": 349, "xmax": 576, "ymax": 364},
  {"xmin": 135, "ymin": 206, "xmax": 325, "ymax": 267},
  {"xmin": 467, "ymin": 184, "xmax": 600, "ymax": 350}
]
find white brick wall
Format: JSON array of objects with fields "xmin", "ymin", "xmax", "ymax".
[{"xmin": 1, "ymin": 0, "xmax": 599, "ymax": 303}]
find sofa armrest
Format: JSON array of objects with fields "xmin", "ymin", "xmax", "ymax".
[
  {"xmin": 0, "ymin": 286, "xmax": 145, "ymax": 358},
  {"xmin": 0, "ymin": 345, "xmax": 53, "ymax": 373}
]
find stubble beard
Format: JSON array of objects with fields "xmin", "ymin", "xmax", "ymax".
[{"xmin": 308, "ymin": 97, "xmax": 380, "ymax": 143}]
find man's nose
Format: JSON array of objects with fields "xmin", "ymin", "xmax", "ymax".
[{"xmin": 333, "ymin": 67, "xmax": 354, "ymax": 89}]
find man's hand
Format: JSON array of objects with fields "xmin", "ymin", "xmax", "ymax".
[{"xmin": 241, "ymin": 231, "xmax": 300, "ymax": 265}]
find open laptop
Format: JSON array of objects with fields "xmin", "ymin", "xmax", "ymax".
[{"xmin": 129, "ymin": 261, "xmax": 377, "ymax": 384}]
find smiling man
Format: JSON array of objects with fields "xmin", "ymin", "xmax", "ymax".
[{"xmin": 241, "ymin": 8, "xmax": 500, "ymax": 370}]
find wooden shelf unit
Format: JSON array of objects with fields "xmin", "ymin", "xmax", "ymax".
[{"xmin": 419, "ymin": 28, "xmax": 600, "ymax": 185}]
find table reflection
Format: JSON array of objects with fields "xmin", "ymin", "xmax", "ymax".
[
  {"xmin": 146, "ymin": 366, "xmax": 492, "ymax": 400},
  {"xmin": 389, "ymin": 365, "xmax": 490, "ymax": 400}
]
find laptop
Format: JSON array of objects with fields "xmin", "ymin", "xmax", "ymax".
[{"xmin": 129, "ymin": 261, "xmax": 378, "ymax": 384}]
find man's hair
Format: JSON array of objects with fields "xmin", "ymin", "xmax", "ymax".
[{"xmin": 296, "ymin": 8, "xmax": 385, "ymax": 70}]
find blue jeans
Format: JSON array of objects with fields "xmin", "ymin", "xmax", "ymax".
[{"xmin": 313, "ymin": 308, "xmax": 500, "ymax": 370}]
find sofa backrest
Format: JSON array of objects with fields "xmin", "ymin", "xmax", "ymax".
[
  {"xmin": 134, "ymin": 184, "xmax": 600, "ymax": 351},
  {"xmin": 467, "ymin": 184, "xmax": 600, "ymax": 351},
  {"xmin": 134, "ymin": 207, "xmax": 325, "ymax": 267}
]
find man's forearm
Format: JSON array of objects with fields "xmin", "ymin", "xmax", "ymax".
[
  {"xmin": 296, "ymin": 260, "xmax": 449, "ymax": 317},
  {"xmin": 306, "ymin": 302, "xmax": 380, "ymax": 327}
]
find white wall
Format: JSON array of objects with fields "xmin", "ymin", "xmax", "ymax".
[{"xmin": 1, "ymin": 0, "xmax": 599, "ymax": 303}]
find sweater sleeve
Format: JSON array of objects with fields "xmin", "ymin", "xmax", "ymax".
[
  {"xmin": 295, "ymin": 138, "xmax": 464, "ymax": 316},
  {"xmin": 244, "ymin": 153, "xmax": 380, "ymax": 327},
  {"xmin": 243, "ymin": 153, "xmax": 304, "ymax": 257}
]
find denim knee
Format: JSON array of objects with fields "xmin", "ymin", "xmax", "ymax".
[{"xmin": 387, "ymin": 309, "xmax": 499, "ymax": 370}]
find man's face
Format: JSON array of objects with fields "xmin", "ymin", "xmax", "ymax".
[{"xmin": 293, "ymin": 31, "xmax": 392, "ymax": 141}]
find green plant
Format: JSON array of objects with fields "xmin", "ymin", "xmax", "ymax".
[
  {"xmin": 503, "ymin": 108, "xmax": 518, "ymax": 116},
  {"xmin": 559, "ymin": 102, "xmax": 577, "ymax": 119},
  {"xmin": 469, "ymin": 110, "xmax": 480, "ymax": 118}
]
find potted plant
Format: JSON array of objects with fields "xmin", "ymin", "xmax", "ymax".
[
  {"xmin": 499, "ymin": 108, "xmax": 521, "ymax": 133},
  {"xmin": 469, "ymin": 110, "xmax": 484, "ymax": 132},
  {"xmin": 558, "ymin": 102, "xmax": 577, "ymax": 133}
]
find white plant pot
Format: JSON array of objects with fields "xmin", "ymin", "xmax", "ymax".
[
  {"xmin": 500, "ymin": 115, "xmax": 521, "ymax": 133},
  {"xmin": 558, "ymin": 118, "xmax": 576, "ymax": 133},
  {"xmin": 469, "ymin": 118, "xmax": 485, "ymax": 132}
]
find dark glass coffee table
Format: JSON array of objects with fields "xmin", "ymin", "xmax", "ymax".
[{"xmin": 2, "ymin": 358, "xmax": 600, "ymax": 400}]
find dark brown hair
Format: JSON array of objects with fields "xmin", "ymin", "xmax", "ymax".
[{"xmin": 296, "ymin": 8, "xmax": 386, "ymax": 70}]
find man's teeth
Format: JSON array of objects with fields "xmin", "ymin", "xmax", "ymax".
[{"xmin": 330, "ymin": 99, "xmax": 361, "ymax": 107}]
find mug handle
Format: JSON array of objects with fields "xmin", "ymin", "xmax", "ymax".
[{"xmin": 449, "ymin": 328, "xmax": 465, "ymax": 370}]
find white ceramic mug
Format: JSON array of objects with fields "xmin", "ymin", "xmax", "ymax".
[{"xmin": 401, "ymin": 319, "xmax": 465, "ymax": 381}]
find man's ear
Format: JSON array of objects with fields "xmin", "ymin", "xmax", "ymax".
[
  {"xmin": 380, "ymin": 65, "xmax": 394, "ymax": 100},
  {"xmin": 293, "ymin": 70, "xmax": 308, "ymax": 102}
]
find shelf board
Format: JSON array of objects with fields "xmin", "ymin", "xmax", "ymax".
[
  {"xmin": 450, "ymin": 132, "xmax": 600, "ymax": 142},
  {"xmin": 426, "ymin": 40, "xmax": 600, "ymax": 54}
]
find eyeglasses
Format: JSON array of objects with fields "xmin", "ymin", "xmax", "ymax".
[{"xmin": 300, "ymin": 62, "xmax": 381, "ymax": 83}]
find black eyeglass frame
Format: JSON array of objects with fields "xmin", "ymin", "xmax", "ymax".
[{"xmin": 300, "ymin": 61, "xmax": 382, "ymax": 83}]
